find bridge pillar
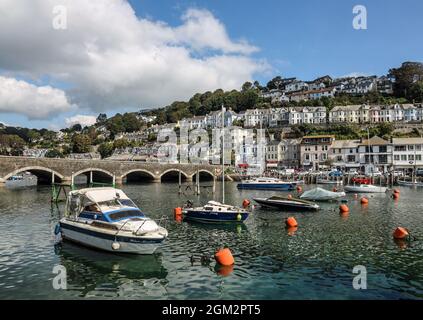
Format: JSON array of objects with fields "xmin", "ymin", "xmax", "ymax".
[
  {"xmin": 115, "ymin": 176, "xmax": 123, "ymax": 186},
  {"xmin": 153, "ymin": 176, "xmax": 161, "ymax": 183},
  {"xmin": 61, "ymin": 176, "xmax": 72, "ymax": 185},
  {"xmin": 0, "ymin": 179, "xmax": 5, "ymax": 188},
  {"xmin": 185, "ymin": 176, "xmax": 193, "ymax": 182}
]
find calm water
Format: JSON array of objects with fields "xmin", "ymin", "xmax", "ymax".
[{"xmin": 0, "ymin": 182, "xmax": 422, "ymax": 300}]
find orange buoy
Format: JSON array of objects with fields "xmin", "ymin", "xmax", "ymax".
[
  {"xmin": 339, "ymin": 204, "xmax": 349, "ymax": 213},
  {"xmin": 175, "ymin": 214, "xmax": 183, "ymax": 223},
  {"xmin": 360, "ymin": 197, "xmax": 369, "ymax": 205},
  {"xmin": 393, "ymin": 189, "xmax": 400, "ymax": 194},
  {"xmin": 296, "ymin": 186, "xmax": 302, "ymax": 193},
  {"xmin": 287, "ymin": 194, "xmax": 293, "ymax": 200},
  {"xmin": 392, "ymin": 192, "xmax": 400, "ymax": 199},
  {"xmin": 393, "ymin": 227, "xmax": 409, "ymax": 240},
  {"xmin": 242, "ymin": 199, "xmax": 251, "ymax": 208},
  {"xmin": 285, "ymin": 216, "xmax": 298, "ymax": 228},
  {"xmin": 174, "ymin": 207, "xmax": 182, "ymax": 217},
  {"xmin": 215, "ymin": 248, "xmax": 235, "ymax": 266}
]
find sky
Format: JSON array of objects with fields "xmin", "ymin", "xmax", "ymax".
[{"xmin": 0, "ymin": 0, "xmax": 422, "ymax": 130}]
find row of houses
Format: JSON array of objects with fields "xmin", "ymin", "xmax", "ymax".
[
  {"xmin": 266, "ymin": 135, "xmax": 423, "ymax": 173},
  {"xmin": 260, "ymin": 75, "xmax": 394, "ymax": 103},
  {"xmin": 173, "ymin": 104, "xmax": 423, "ymax": 132}
]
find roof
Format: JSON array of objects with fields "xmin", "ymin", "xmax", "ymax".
[
  {"xmin": 392, "ymin": 138, "xmax": 423, "ymax": 145},
  {"xmin": 70, "ymin": 187, "xmax": 130, "ymax": 203},
  {"xmin": 360, "ymin": 136, "xmax": 389, "ymax": 146},
  {"xmin": 332, "ymin": 140, "xmax": 361, "ymax": 148}
]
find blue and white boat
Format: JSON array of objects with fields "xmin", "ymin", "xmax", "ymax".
[
  {"xmin": 182, "ymin": 201, "xmax": 249, "ymax": 223},
  {"xmin": 58, "ymin": 187, "xmax": 168, "ymax": 254},
  {"xmin": 237, "ymin": 177, "xmax": 295, "ymax": 191}
]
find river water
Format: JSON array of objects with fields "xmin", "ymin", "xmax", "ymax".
[{"xmin": 0, "ymin": 182, "xmax": 422, "ymax": 300}]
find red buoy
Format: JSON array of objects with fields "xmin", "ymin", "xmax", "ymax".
[
  {"xmin": 393, "ymin": 227, "xmax": 409, "ymax": 240},
  {"xmin": 285, "ymin": 216, "xmax": 298, "ymax": 228},
  {"xmin": 215, "ymin": 248, "xmax": 235, "ymax": 266}
]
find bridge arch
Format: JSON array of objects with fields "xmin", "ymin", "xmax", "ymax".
[
  {"xmin": 72, "ymin": 168, "xmax": 114, "ymax": 184},
  {"xmin": 3, "ymin": 166, "xmax": 64, "ymax": 184},
  {"xmin": 160, "ymin": 169, "xmax": 189, "ymax": 182},
  {"xmin": 121, "ymin": 169, "xmax": 156, "ymax": 183},
  {"xmin": 191, "ymin": 169, "xmax": 215, "ymax": 181}
]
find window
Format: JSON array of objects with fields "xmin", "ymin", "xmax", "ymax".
[
  {"xmin": 401, "ymin": 155, "xmax": 407, "ymax": 161},
  {"xmin": 394, "ymin": 146, "xmax": 406, "ymax": 151},
  {"xmin": 394, "ymin": 155, "xmax": 400, "ymax": 161},
  {"xmin": 408, "ymin": 145, "xmax": 414, "ymax": 151},
  {"xmin": 108, "ymin": 210, "xmax": 144, "ymax": 221},
  {"xmin": 347, "ymin": 155, "xmax": 356, "ymax": 162},
  {"xmin": 379, "ymin": 146, "xmax": 387, "ymax": 153},
  {"xmin": 409, "ymin": 154, "xmax": 415, "ymax": 161},
  {"xmin": 417, "ymin": 145, "xmax": 422, "ymax": 151},
  {"xmin": 416, "ymin": 155, "xmax": 422, "ymax": 161}
]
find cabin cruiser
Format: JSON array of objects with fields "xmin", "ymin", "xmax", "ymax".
[
  {"xmin": 182, "ymin": 201, "xmax": 249, "ymax": 223},
  {"xmin": 237, "ymin": 177, "xmax": 295, "ymax": 191},
  {"xmin": 397, "ymin": 179, "xmax": 423, "ymax": 187},
  {"xmin": 300, "ymin": 187, "xmax": 346, "ymax": 201},
  {"xmin": 316, "ymin": 177, "xmax": 343, "ymax": 185},
  {"xmin": 58, "ymin": 187, "xmax": 168, "ymax": 254},
  {"xmin": 253, "ymin": 196, "xmax": 320, "ymax": 211},
  {"xmin": 343, "ymin": 184, "xmax": 387, "ymax": 193}
]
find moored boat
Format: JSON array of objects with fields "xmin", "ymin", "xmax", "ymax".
[
  {"xmin": 344, "ymin": 184, "xmax": 387, "ymax": 193},
  {"xmin": 237, "ymin": 177, "xmax": 295, "ymax": 190},
  {"xmin": 182, "ymin": 201, "xmax": 249, "ymax": 223},
  {"xmin": 397, "ymin": 179, "xmax": 423, "ymax": 187},
  {"xmin": 316, "ymin": 177, "xmax": 343, "ymax": 185},
  {"xmin": 300, "ymin": 187, "xmax": 346, "ymax": 201},
  {"xmin": 58, "ymin": 187, "xmax": 168, "ymax": 254},
  {"xmin": 253, "ymin": 196, "xmax": 320, "ymax": 211}
]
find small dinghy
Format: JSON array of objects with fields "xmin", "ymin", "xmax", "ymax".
[
  {"xmin": 253, "ymin": 196, "xmax": 320, "ymax": 211},
  {"xmin": 300, "ymin": 187, "xmax": 346, "ymax": 201}
]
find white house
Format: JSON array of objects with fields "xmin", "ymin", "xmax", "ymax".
[{"xmin": 392, "ymin": 138, "xmax": 423, "ymax": 172}]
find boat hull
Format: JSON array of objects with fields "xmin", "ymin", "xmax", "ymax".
[
  {"xmin": 237, "ymin": 183, "xmax": 295, "ymax": 191},
  {"xmin": 397, "ymin": 181, "xmax": 423, "ymax": 187},
  {"xmin": 253, "ymin": 198, "xmax": 319, "ymax": 211},
  {"xmin": 183, "ymin": 210, "xmax": 249, "ymax": 223},
  {"xmin": 59, "ymin": 221, "xmax": 165, "ymax": 255},
  {"xmin": 344, "ymin": 185, "xmax": 387, "ymax": 193}
]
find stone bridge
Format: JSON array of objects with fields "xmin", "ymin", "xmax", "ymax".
[{"xmin": 0, "ymin": 156, "xmax": 220, "ymax": 185}]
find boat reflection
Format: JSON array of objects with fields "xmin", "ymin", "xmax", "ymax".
[
  {"xmin": 55, "ymin": 242, "xmax": 168, "ymax": 284},
  {"xmin": 183, "ymin": 220, "xmax": 249, "ymax": 234}
]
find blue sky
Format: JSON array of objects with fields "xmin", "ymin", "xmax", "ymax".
[
  {"xmin": 0, "ymin": 0, "xmax": 422, "ymax": 129},
  {"xmin": 129, "ymin": 0, "xmax": 423, "ymax": 81}
]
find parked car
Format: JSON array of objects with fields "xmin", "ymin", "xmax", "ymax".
[
  {"xmin": 416, "ymin": 168, "xmax": 423, "ymax": 177},
  {"xmin": 329, "ymin": 170, "xmax": 343, "ymax": 177}
]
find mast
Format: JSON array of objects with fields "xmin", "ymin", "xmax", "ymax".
[
  {"xmin": 367, "ymin": 127, "xmax": 373, "ymax": 183},
  {"xmin": 221, "ymin": 104, "xmax": 225, "ymax": 204}
]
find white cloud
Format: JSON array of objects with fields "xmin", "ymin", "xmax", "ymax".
[
  {"xmin": 65, "ymin": 115, "xmax": 97, "ymax": 127},
  {"xmin": 0, "ymin": 0, "xmax": 267, "ymax": 119},
  {"xmin": 340, "ymin": 72, "xmax": 369, "ymax": 78},
  {"xmin": 0, "ymin": 76, "xmax": 74, "ymax": 119}
]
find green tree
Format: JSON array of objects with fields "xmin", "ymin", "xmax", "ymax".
[
  {"xmin": 98, "ymin": 142, "xmax": 114, "ymax": 159},
  {"xmin": 45, "ymin": 148, "xmax": 64, "ymax": 158},
  {"xmin": 389, "ymin": 61, "xmax": 423, "ymax": 99},
  {"xmin": 71, "ymin": 134, "xmax": 92, "ymax": 153}
]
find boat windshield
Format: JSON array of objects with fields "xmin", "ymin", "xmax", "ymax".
[{"xmin": 107, "ymin": 209, "xmax": 145, "ymax": 222}]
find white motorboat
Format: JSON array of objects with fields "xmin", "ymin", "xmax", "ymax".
[
  {"xmin": 343, "ymin": 184, "xmax": 387, "ymax": 193},
  {"xmin": 237, "ymin": 177, "xmax": 295, "ymax": 190},
  {"xmin": 58, "ymin": 187, "xmax": 168, "ymax": 254},
  {"xmin": 397, "ymin": 179, "xmax": 423, "ymax": 187},
  {"xmin": 253, "ymin": 196, "xmax": 320, "ymax": 211},
  {"xmin": 300, "ymin": 187, "xmax": 346, "ymax": 201}
]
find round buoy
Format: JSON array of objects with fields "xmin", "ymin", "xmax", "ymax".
[
  {"xmin": 360, "ymin": 197, "xmax": 369, "ymax": 205},
  {"xmin": 174, "ymin": 207, "xmax": 182, "ymax": 217},
  {"xmin": 215, "ymin": 248, "xmax": 235, "ymax": 266},
  {"xmin": 392, "ymin": 192, "xmax": 400, "ymax": 200},
  {"xmin": 111, "ymin": 242, "xmax": 121, "ymax": 250},
  {"xmin": 393, "ymin": 189, "xmax": 400, "ymax": 194},
  {"xmin": 296, "ymin": 186, "xmax": 302, "ymax": 193},
  {"xmin": 242, "ymin": 199, "xmax": 251, "ymax": 208},
  {"xmin": 393, "ymin": 227, "xmax": 409, "ymax": 240},
  {"xmin": 285, "ymin": 216, "xmax": 298, "ymax": 228},
  {"xmin": 339, "ymin": 204, "xmax": 349, "ymax": 213},
  {"xmin": 236, "ymin": 213, "xmax": 242, "ymax": 221}
]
